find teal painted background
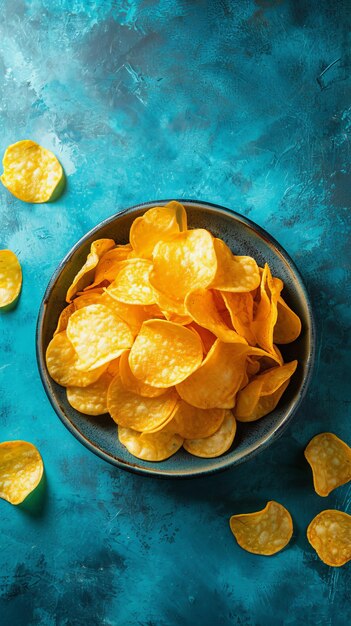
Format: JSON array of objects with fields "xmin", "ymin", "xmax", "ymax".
[{"xmin": 0, "ymin": 1, "xmax": 350, "ymax": 624}]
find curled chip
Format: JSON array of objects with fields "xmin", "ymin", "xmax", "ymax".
[
  {"xmin": 1, "ymin": 140, "xmax": 64, "ymax": 203},
  {"xmin": 229, "ymin": 501, "xmax": 293, "ymax": 556},
  {"xmin": 274, "ymin": 296, "xmax": 302, "ymax": 344},
  {"xmin": 221, "ymin": 292, "xmax": 256, "ymax": 345},
  {"xmin": 304, "ymin": 433, "xmax": 351, "ymax": 497},
  {"xmin": 210, "ymin": 239, "xmax": 260, "ymax": 292},
  {"xmin": 46, "ymin": 331, "xmax": 107, "ymax": 387},
  {"xmin": 183, "ymin": 410, "xmax": 236, "ymax": 458},
  {"xmin": 54, "ymin": 303, "xmax": 75, "ymax": 335},
  {"xmin": 118, "ymin": 425, "xmax": 183, "ymax": 461},
  {"xmin": 172, "ymin": 401, "xmax": 225, "ymax": 439},
  {"xmin": 177, "ymin": 340, "xmax": 249, "ymax": 409},
  {"xmin": 66, "ymin": 239, "xmax": 115, "ymax": 302},
  {"xmin": 235, "ymin": 360, "xmax": 297, "ymax": 422},
  {"xmin": 129, "ymin": 320, "xmax": 203, "ymax": 387},
  {"xmin": 67, "ymin": 304, "xmax": 133, "ymax": 371},
  {"xmin": 185, "ymin": 289, "xmax": 247, "ymax": 344},
  {"xmin": 107, "ymin": 375, "xmax": 177, "ymax": 432},
  {"xmin": 66, "ymin": 371, "xmax": 113, "ymax": 415},
  {"xmin": 0, "ymin": 441, "xmax": 44, "ymax": 505},
  {"xmin": 119, "ymin": 350, "xmax": 166, "ymax": 398},
  {"xmin": 307, "ymin": 510, "xmax": 351, "ymax": 567},
  {"xmin": 106, "ymin": 259, "xmax": 156, "ymax": 305},
  {"xmin": 86, "ymin": 245, "xmax": 132, "ymax": 290},
  {"xmin": 0, "ymin": 250, "xmax": 22, "ymax": 309},
  {"xmin": 130, "ymin": 201, "xmax": 187, "ymax": 258},
  {"xmin": 150, "ymin": 229, "xmax": 217, "ymax": 303},
  {"xmin": 252, "ymin": 264, "xmax": 283, "ymax": 356}
]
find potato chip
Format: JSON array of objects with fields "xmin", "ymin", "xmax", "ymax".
[
  {"xmin": 73, "ymin": 291, "xmax": 103, "ymax": 310},
  {"xmin": 0, "ymin": 250, "xmax": 22, "ymax": 309},
  {"xmin": 304, "ymin": 433, "xmax": 351, "ymax": 497},
  {"xmin": 85, "ymin": 245, "xmax": 132, "ymax": 290},
  {"xmin": 154, "ymin": 288, "xmax": 188, "ymax": 317},
  {"xmin": 54, "ymin": 303, "xmax": 75, "ymax": 335},
  {"xmin": 66, "ymin": 239, "xmax": 115, "ymax": 302},
  {"xmin": 274, "ymin": 296, "xmax": 302, "ymax": 344},
  {"xmin": 106, "ymin": 259, "xmax": 156, "ymax": 305},
  {"xmin": 106, "ymin": 357, "xmax": 121, "ymax": 377},
  {"xmin": 67, "ymin": 304, "xmax": 133, "ymax": 371},
  {"xmin": 229, "ymin": 501, "xmax": 293, "ymax": 556},
  {"xmin": 234, "ymin": 360, "xmax": 297, "ymax": 422},
  {"xmin": 252, "ymin": 264, "xmax": 283, "ymax": 355},
  {"xmin": 66, "ymin": 371, "xmax": 112, "ymax": 415},
  {"xmin": 150, "ymin": 229, "xmax": 217, "ymax": 303},
  {"xmin": 177, "ymin": 340, "xmax": 249, "ymax": 409},
  {"xmin": 46, "ymin": 331, "xmax": 107, "ymax": 387},
  {"xmin": 119, "ymin": 350, "xmax": 166, "ymax": 398},
  {"xmin": 100, "ymin": 291, "xmax": 150, "ymax": 337},
  {"xmin": 187, "ymin": 323, "xmax": 216, "ymax": 354},
  {"xmin": 211, "ymin": 239, "xmax": 260, "ymax": 292},
  {"xmin": 183, "ymin": 410, "xmax": 236, "ymax": 458},
  {"xmin": 185, "ymin": 289, "xmax": 248, "ymax": 344},
  {"xmin": 130, "ymin": 201, "xmax": 187, "ymax": 258},
  {"xmin": 246, "ymin": 356, "xmax": 261, "ymax": 377},
  {"xmin": 118, "ymin": 425, "xmax": 183, "ymax": 461},
  {"xmin": 221, "ymin": 291, "xmax": 256, "ymax": 345},
  {"xmin": 129, "ymin": 320, "xmax": 203, "ymax": 387},
  {"xmin": 107, "ymin": 375, "xmax": 177, "ymax": 432},
  {"xmin": 0, "ymin": 441, "xmax": 44, "ymax": 505},
  {"xmin": 172, "ymin": 401, "xmax": 225, "ymax": 439},
  {"xmin": 307, "ymin": 510, "xmax": 351, "ymax": 567},
  {"xmin": 1, "ymin": 140, "xmax": 64, "ymax": 203}
]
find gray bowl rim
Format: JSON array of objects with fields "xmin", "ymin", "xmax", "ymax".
[{"xmin": 36, "ymin": 199, "xmax": 316, "ymax": 479}]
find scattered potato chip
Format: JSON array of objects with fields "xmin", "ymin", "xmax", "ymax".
[
  {"xmin": 106, "ymin": 259, "xmax": 156, "ymax": 305},
  {"xmin": 129, "ymin": 320, "xmax": 203, "ymax": 387},
  {"xmin": 172, "ymin": 401, "xmax": 225, "ymax": 439},
  {"xmin": 54, "ymin": 303, "xmax": 75, "ymax": 335},
  {"xmin": 107, "ymin": 375, "xmax": 177, "ymax": 432},
  {"xmin": 130, "ymin": 201, "xmax": 187, "ymax": 258},
  {"xmin": 229, "ymin": 501, "xmax": 293, "ymax": 555},
  {"xmin": 221, "ymin": 291, "xmax": 256, "ymax": 345},
  {"xmin": 66, "ymin": 371, "xmax": 113, "ymax": 415},
  {"xmin": 0, "ymin": 441, "xmax": 44, "ymax": 505},
  {"xmin": 177, "ymin": 340, "xmax": 249, "ymax": 409},
  {"xmin": 46, "ymin": 331, "xmax": 107, "ymax": 387},
  {"xmin": 183, "ymin": 410, "xmax": 236, "ymax": 458},
  {"xmin": 118, "ymin": 425, "xmax": 183, "ymax": 461},
  {"xmin": 274, "ymin": 296, "xmax": 302, "ymax": 344},
  {"xmin": 119, "ymin": 350, "xmax": 166, "ymax": 398},
  {"xmin": 0, "ymin": 250, "xmax": 22, "ymax": 309},
  {"xmin": 211, "ymin": 239, "xmax": 260, "ymax": 292},
  {"xmin": 1, "ymin": 140, "xmax": 64, "ymax": 203},
  {"xmin": 85, "ymin": 245, "xmax": 132, "ymax": 289},
  {"xmin": 307, "ymin": 510, "xmax": 351, "ymax": 567},
  {"xmin": 150, "ymin": 229, "xmax": 217, "ymax": 303},
  {"xmin": 185, "ymin": 289, "xmax": 248, "ymax": 344},
  {"xmin": 235, "ymin": 360, "xmax": 297, "ymax": 422},
  {"xmin": 66, "ymin": 239, "xmax": 115, "ymax": 302},
  {"xmin": 304, "ymin": 433, "xmax": 351, "ymax": 497},
  {"xmin": 67, "ymin": 304, "xmax": 133, "ymax": 371}
]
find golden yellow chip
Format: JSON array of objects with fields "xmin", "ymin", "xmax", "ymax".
[
  {"xmin": 274, "ymin": 296, "xmax": 302, "ymax": 344},
  {"xmin": 185, "ymin": 289, "xmax": 248, "ymax": 344},
  {"xmin": 106, "ymin": 357, "xmax": 120, "ymax": 377},
  {"xmin": 172, "ymin": 401, "xmax": 225, "ymax": 439},
  {"xmin": 1, "ymin": 140, "xmax": 64, "ymax": 203},
  {"xmin": 211, "ymin": 239, "xmax": 260, "ymax": 292},
  {"xmin": 66, "ymin": 239, "xmax": 115, "ymax": 302},
  {"xmin": 177, "ymin": 340, "xmax": 249, "ymax": 409},
  {"xmin": 130, "ymin": 201, "xmax": 187, "ymax": 258},
  {"xmin": 129, "ymin": 320, "xmax": 203, "ymax": 387},
  {"xmin": 46, "ymin": 331, "xmax": 107, "ymax": 387},
  {"xmin": 85, "ymin": 245, "xmax": 132, "ymax": 290},
  {"xmin": 234, "ymin": 360, "xmax": 297, "ymax": 422},
  {"xmin": 66, "ymin": 371, "xmax": 113, "ymax": 416},
  {"xmin": 252, "ymin": 264, "xmax": 283, "ymax": 355},
  {"xmin": 0, "ymin": 250, "xmax": 22, "ymax": 309},
  {"xmin": 119, "ymin": 350, "xmax": 166, "ymax": 398},
  {"xmin": 154, "ymin": 288, "xmax": 188, "ymax": 317},
  {"xmin": 118, "ymin": 424, "xmax": 183, "ymax": 461},
  {"xmin": 0, "ymin": 441, "xmax": 44, "ymax": 505},
  {"xmin": 221, "ymin": 291, "xmax": 256, "ymax": 345},
  {"xmin": 187, "ymin": 323, "xmax": 216, "ymax": 354},
  {"xmin": 183, "ymin": 410, "xmax": 236, "ymax": 458},
  {"xmin": 107, "ymin": 375, "xmax": 177, "ymax": 432},
  {"xmin": 54, "ymin": 303, "xmax": 75, "ymax": 335},
  {"xmin": 100, "ymin": 291, "xmax": 151, "ymax": 337},
  {"xmin": 73, "ymin": 291, "xmax": 103, "ymax": 310},
  {"xmin": 229, "ymin": 501, "xmax": 293, "ymax": 555},
  {"xmin": 150, "ymin": 229, "xmax": 217, "ymax": 303},
  {"xmin": 106, "ymin": 259, "xmax": 156, "ymax": 305},
  {"xmin": 67, "ymin": 304, "xmax": 133, "ymax": 371},
  {"xmin": 304, "ymin": 433, "xmax": 351, "ymax": 497},
  {"xmin": 307, "ymin": 510, "xmax": 351, "ymax": 567}
]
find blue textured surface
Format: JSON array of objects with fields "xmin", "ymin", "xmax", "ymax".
[{"xmin": 0, "ymin": 1, "xmax": 350, "ymax": 624}]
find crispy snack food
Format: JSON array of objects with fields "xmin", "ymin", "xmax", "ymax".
[
  {"xmin": 229, "ymin": 501, "xmax": 293, "ymax": 555},
  {"xmin": 0, "ymin": 441, "xmax": 43, "ymax": 505},
  {"xmin": 46, "ymin": 201, "xmax": 302, "ymax": 461},
  {"xmin": 307, "ymin": 510, "xmax": 351, "ymax": 567},
  {"xmin": 304, "ymin": 433, "xmax": 351, "ymax": 497},
  {"xmin": 0, "ymin": 250, "xmax": 22, "ymax": 309}
]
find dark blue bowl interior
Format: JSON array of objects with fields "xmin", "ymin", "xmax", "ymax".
[{"xmin": 36, "ymin": 200, "xmax": 315, "ymax": 477}]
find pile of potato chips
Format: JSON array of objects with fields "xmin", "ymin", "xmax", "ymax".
[{"xmin": 45, "ymin": 201, "xmax": 302, "ymax": 462}]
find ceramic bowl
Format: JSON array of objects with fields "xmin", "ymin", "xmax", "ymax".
[{"xmin": 36, "ymin": 200, "xmax": 315, "ymax": 478}]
